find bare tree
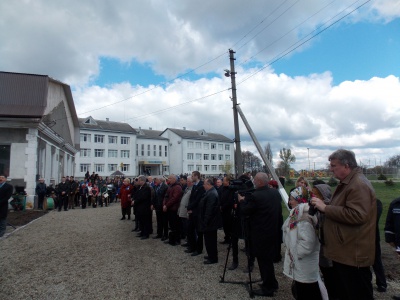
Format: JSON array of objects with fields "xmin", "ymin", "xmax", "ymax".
[{"xmin": 264, "ymin": 142, "xmax": 273, "ymax": 166}]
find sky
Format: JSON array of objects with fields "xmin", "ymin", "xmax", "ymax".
[{"xmin": 1, "ymin": 0, "xmax": 400, "ymax": 171}]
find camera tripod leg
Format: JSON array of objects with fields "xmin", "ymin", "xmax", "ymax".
[
  {"xmin": 7, "ymin": 222, "xmax": 16, "ymax": 229},
  {"xmin": 220, "ymin": 241, "xmax": 232, "ymax": 282}
]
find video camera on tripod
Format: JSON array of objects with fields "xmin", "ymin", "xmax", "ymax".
[{"xmin": 228, "ymin": 178, "xmax": 255, "ymax": 197}]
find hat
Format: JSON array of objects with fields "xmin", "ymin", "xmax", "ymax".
[
  {"xmin": 290, "ymin": 187, "xmax": 308, "ymax": 204},
  {"xmin": 268, "ymin": 180, "xmax": 278, "ymax": 188}
]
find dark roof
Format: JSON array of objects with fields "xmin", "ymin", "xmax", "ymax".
[
  {"xmin": 0, "ymin": 72, "xmax": 48, "ymax": 118},
  {"xmin": 163, "ymin": 128, "xmax": 233, "ymax": 143},
  {"xmin": 79, "ymin": 117, "xmax": 136, "ymax": 134},
  {"xmin": 135, "ymin": 128, "xmax": 168, "ymax": 140}
]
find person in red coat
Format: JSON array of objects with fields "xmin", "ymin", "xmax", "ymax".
[
  {"xmin": 119, "ymin": 178, "xmax": 132, "ymax": 220},
  {"xmin": 163, "ymin": 175, "xmax": 183, "ymax": 245}
]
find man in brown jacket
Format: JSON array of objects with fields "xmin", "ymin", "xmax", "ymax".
[{"xmin": 312, "ymin": 149, "xmax": 376, "ymax": 300}]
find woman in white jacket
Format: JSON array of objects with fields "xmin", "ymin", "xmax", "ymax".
[{"xmin": 283, "ymin": 186, "xmax": 326, "ymax": 300}]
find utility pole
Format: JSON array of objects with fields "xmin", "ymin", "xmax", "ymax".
[{"xmin": 226, "ymin": 49, "xmax": 243, "ymax": 176}]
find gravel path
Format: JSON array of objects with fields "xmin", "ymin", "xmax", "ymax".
[{"xmin": 0, "ymin": 204, "xmax": 398, "ymax": 299}]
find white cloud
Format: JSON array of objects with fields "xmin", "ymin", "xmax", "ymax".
[{"xmin": 73, "ymin": 71, "xmax": 400, "ymax": 170}]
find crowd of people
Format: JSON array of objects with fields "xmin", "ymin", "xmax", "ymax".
[{"xmin": 2, "ymin": 148, "xmax": 400, "ymax": 299}]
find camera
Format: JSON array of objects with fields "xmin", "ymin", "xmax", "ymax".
[{"xmin": 228, "ymin": 178, "xmax": 254, "ymax": 197}]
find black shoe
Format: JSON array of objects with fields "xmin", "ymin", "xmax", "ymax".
[
  {"xmin": 243, "ymin": 265, "xmax": 254, "ymax": 273},
  {"xmin": 181, "ymin": 242, "xmax": 189, "ymax": 247},
  {"xmin": 184, "ymin": 249, "xmax": 194, "ymax": 253},
  {"xmin": 228, "ymin": 262, "xmax": 238, "ymax": 270},
  {"xmin": 258, "ymin": 283, "xmax": 278, "ymax": 292},
  {"xmin": 153, "ymin": 235, "xmax": 162, "ymax": 239},
  {"xmin": 220, "ymin": 240, "xmax": 230, "ymax": 244},
  {"xmin": 377, "ymin": 286, "xmax": 387, "ymax": 293},
  {"xmin": 127, "ymin": 216, "xmax": 130, "ymax": 220},
  {"xmin": 191, "ymin": 251, "xmax": 202, "ymax": 257},
  {"xmin": 164, "ymin": 240, "xmax": 170, "ymax": 244},
  {"xmin": 120, "ymin": 217, "xmax": 126, "ymax": 220},
  {"xmin": 161, "ymin": 236, "xmax": 167, "ymax": 241},
  {"xmin": 203, "ymin": 256, "xmax": 209, "ymax": 260},
  {"xmin": 133, "ymin": 228, "xmax": 139, "ymax": 232},
  {"xmin": 252, "ymin": 288, "xmax": 274, "ymax": 297},
  {"xmin": 392, "ymin": 295, "xmax": 400, "ymax": 300},
  {"xmin": 136, "ymin": 234, "xmax": 143, "ymax": 237},
  {"xmin": 203, "ymin": 259, "xmax": 218, "ymax": 265},
  {"xmin": 140, "ymin": 236, "xmax": 149, "ymax": 240}
]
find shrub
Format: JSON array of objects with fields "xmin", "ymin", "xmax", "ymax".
[
  {"xmin": 286, "ymin": 178, "xmax": 294, "ymax": 185},
  {"xmin": 328, "ymin": 177, "xmax": 338, "ymax": 187},
  {"xmin": 377, "ymin": 174, "xmax": 387, "ymax": 180},
  {"xmin": 385, "ymin": 179, "xmax": 395, "ymax": 186}
]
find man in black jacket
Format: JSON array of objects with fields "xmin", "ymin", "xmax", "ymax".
[
  {"xmin": 0, "ymin": 175, "xmax": 14, "ymax": 237},
  {"xmin": 199, "ymin": 178, "xmax": 221, "ymax": 264},
  {"xmin": 35, "ymin": 178, "xmax": 46, "ymax": 210},
  {"xmin": 185, "ymin": 171, "xmax": 205, "ymax": 256},
  {"xmin": 132, "ymin": 175, "xmax": 152, "ymax": 240},
  {"xmin": 151, "ymin": 177, "xmax": 168, "ymax": 239},
  {"xmin": 238, "ymin": 172, "xmax": 282, "ymax": 297},
  {"xmin": 57, "ymin": 177, "xmax": 70, "ymax": 211}
]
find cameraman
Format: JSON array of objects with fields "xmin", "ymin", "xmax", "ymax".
[{"xmin": 238, "ymin": 172, "xmax": 282, "ymax": 297}]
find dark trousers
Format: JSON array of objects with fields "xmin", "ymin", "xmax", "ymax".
[
  {"xmin": 37, "ymin": 194, "xmax": 45, "ymax": 209},
  {"xmin": 167, "ymin": 210, "xmax": 180, "ymax": 243},
  {"xmin": 74, "ymin": 193, "xmax": 80, "ymax": 207},
  {"xmin": 121, "ymin": 207, "xmax": 131, "ymax": 218},
  {"xmin": 373, "ymin": 236, "xmax": 387, "ymax": 289},
  {"xmin": 333, "ymin": 261, "xmax": 373, "ymax": 300},
  {"xmin": 180, "ymin": 217, "xmax": 188, "ymax": 239},
  {"xmin": 81, "ymin": 195, "xmax": 87, "ymax": 209},
  {"xmin": 187, "ymin": 214, "xmax": 203, "ymax": 253},
  {"xmin": 162, "ymin": 211, "xmax": 169, "ymax": 238},
  {"xmin": 256, "ymin": 248, "xmax": 278, "ymax": 291},
  {"xmin": 58, "ymin": 195, "xmax": 68, "ymax": 211},
  {"xmin": 155, "ymin": 210, "xmax": 163, "ymax": 235},
  {"xmin": 204, "ymin": 230, "xmax": 218, "ymax": 262},
  {"xmin": 137, "ymin": 212, "xmax": 152, "ymax": 237},
  {"xmin": 294, "ymin": 281, "xmax": 322, "ymax": 300},
  {"xmin": 320, "ymin": 266, "xmax": 338, "ymax": 299},
  {"xmin": 221, "ymin": 210, "xmax": 232, "ymax": 242}
]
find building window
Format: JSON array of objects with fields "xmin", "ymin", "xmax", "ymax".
[
  {"xmin": 153, "ymin": 145, "xmax": 156, "ymax": 156},
  {"xmin": 187, "ymin": 153, "xmax": 194, "ymax": 160},
  {"xmin": 136, "ymin": 144, "xmax": 139, "ymax": 156},
  {"xmin": 80, "ymin": 133, "xmax": 91, "ymax": 143},
  {"xmin": 203, "ymin": 154, "xmax": 209, "ymax": 160},
  {"xmin": 159, "ymin": 145, "xmax": 162, "ymax": 156},
  {"xmin": 108, "ymin": 150, "xmax": 118, "ymax": 158},
  {"xmin": 219, "ymin": 165, "xmax": 224, "ymax": 171},
  {"xmin": 122, "ymin": 164, "xmax": 130, "ymax": 172},
  {"xmin": 204, "ymin": 165, "xmax": 209, "ymax": 171},
  {"xmin": 141, "ymin": 144, "xmax": 144, "ymax": 156},
  {"xmin": 188, "ymin": 164, "xmax": 194, "ymax": 172},
  {"xmin": 95, "ymin": 164, "xmax": 104, "ymax": 173},
  {"xmin": 94, "ymin": 134, "xmax": 104, "ymax": 143},
  {"xmin": 225, "ymin": 155, "xmax": 231, "ymax": 161},
  {"xmin": 108, "ymin": 135, "xmax": 117, "ymax": 144},
  {"xmin": 94, "ymin": 149, "xmax": 104, "ymax": 157},
  {"xmin": 121, "ymin": 150, "xmax": 130, "ymax": 158},
  {"xmin": 147, "ymin": 145, "xmax": 150, "ymax": 156},
  {"xmin": 195, "ymin": 142, "xmax": 201, "ymax": 149},
  {"xmin": 196, "ymin": 165, "xmax": 202, "ymax": 171},
  {"xmin": 196, "ymin": 153, "xmax": 201, "ymax": 160},
  {"xmin": 108, "ymin": 164, "xmax": 117, "ymax": 172},
  {"xmin": 218, "ymin": 144, "xmax": 223, "ymax": 150},
  {"xmin": 211, "ymin": 165, "xmax": 217, "ymax": 171},
  {"xmin": 211, "ymin": 154, "xmax": 216, "ymax": 160},
  {"xmin": 188, "ymin": 141, "xmax": 193, "ymax": 148},
  {"xmin": 80, "ymin": 149, "xmax": 91, "ymax": 158},
  {"xmin": 165, "ymin": 146, "xmax": 168, "ymax": 157},
  {"xmin": 204, "ymin": 143, "xmax": 209, "ymax": 150},
  {"xmin": 211, "ymin": 143, "xmax": 216, "ymax": 150},
  {"xmin": 80, "ymin": 164, "xmax": 90, "ymax": 173},
  {"xmin": 218, "ymin": 154, "xmax": 223, "ymax": 160},
  {"xmin": 121, "ymin": 136, "xmax": 130, "ymax": 145},
  {"xmin": 225, "ymin": 144, "xmax": 230, "ymax": 151}
]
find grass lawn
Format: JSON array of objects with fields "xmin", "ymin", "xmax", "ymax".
[{"xmin": 281, "ymin": 180, "xmax": 400, "ymax": 237}]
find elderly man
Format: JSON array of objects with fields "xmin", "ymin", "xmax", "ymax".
[
  {"xmin": 178, "ymin": 176, "xmax": 193, "ymax": 244},
  {"xmin": 199, "ymin": 178, "xmax": 222, "ymax": 264},
  {"xmin": 312, "ymin": 149, "xmax": 377, "ymax": 300},
  {"xmin": 0, "ymin": 175, "xmax": 14, "ymax": 237},
  {"xmin": 132, "ymin": 176, "xmax": 152, "ymax": 239},
  {"xmin": 163, "ymin": 174, "xmax": 183, "ymax": 245},
  {"xmin": 152, "ymin": 177, "xmax": 168, "ymax": 239},
  {"xmin": 238, "ymin": 172, "xmax": 282, "ymax": 297}
]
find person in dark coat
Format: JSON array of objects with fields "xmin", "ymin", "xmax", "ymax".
[
  {"xmin": 186, "ymin": 171, "xmax": 206, "ymax": 256},
  {"xmin": 35, "ymin": 178, "xmax": 46, "ymax": 210},
  {"xmin": 57, "ymin": 177, "xmax": 70, "ymax": 211},
  {"xmin": 151, "ymin": 177, "xmax": 168, "ymax": 239},
  {"xmin": 163, "ymin": 174, "xmax": 183, "ymax": 245},
  {"xmin": 238, "ymin": 172, "xmax": 282, "ymax": 297},
  {"xmin": 0, "ymin": 175, "xmax": 14, "ymax": 237},
  {"xmin": 219, "ymin": 176, "xmax": 235, "ymax": 244},
  {"xmin": 132, "ymin": 176, "xmax": 152, "ymax": 239},
  {"xmin": 199, "ymin": 178, "xmax": 222, "ymax": 264}
]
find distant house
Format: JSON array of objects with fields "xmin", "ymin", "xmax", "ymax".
[
  {"xmin": 0, "ymin": 71, "xmax": 79, "ymax": 207},
  {"xmin": 160, "ymin": 128, "xmax": 234, "ymax": 176}
]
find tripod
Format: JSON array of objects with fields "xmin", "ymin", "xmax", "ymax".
[{"xmin": 220, "ymin": 208, "xmax": 259, "ymax": 298}]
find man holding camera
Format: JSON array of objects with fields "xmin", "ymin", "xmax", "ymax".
[{"xmin": 238, "ymin": 172, "xmax": 282, "ymax": 297}]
